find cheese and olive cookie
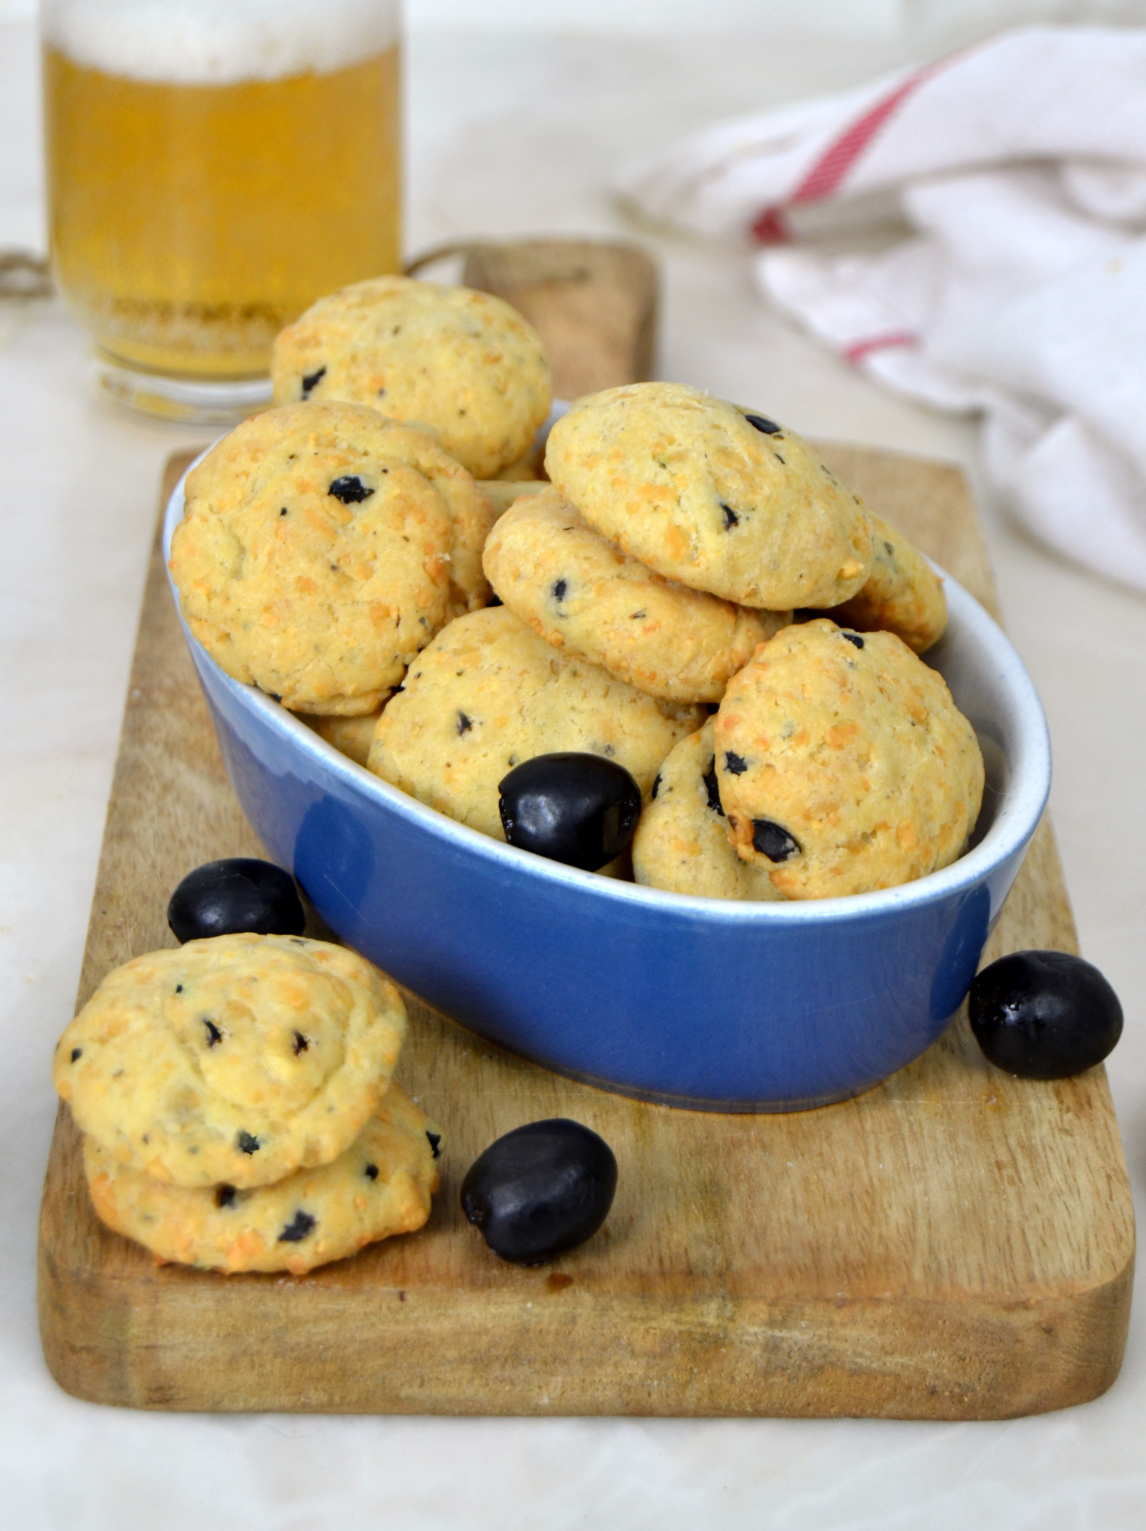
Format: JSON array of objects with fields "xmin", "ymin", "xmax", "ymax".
[
  {"xmin": 367, "ymin": 606, "xmax": 704, "ymax": 840},
  {"xmin": 271, "ymin": 276, "xmax": 552, "ymax": 480},
  {"xmin": 714, "ymin": 620, "xmax": 984, "ymax": 900},
  {"xmin": 170, "ymin": 403, "xmax": 452, "ymax": 715},
  {"xmin": 824, "ymin": 512, "xmax": 947, "ymax": 654},
  {"xmin": 53, "ymin": 934, "xmax": 408, "ymax": 1189},
  {"xmin": 84, "ymin": 1084, "xmax": 440, "ymax": 1275},
  {"xmin": 171, "ymin": 403, "xmax": 503, "ymax": 714},
  {"xmin": 297, "ymin": 708, "xmax": 382, "ymax": 768},
  {"xmin": 545, "ymin": 382, "xmax": 872, "ymax": 610},
  {"xmin": 482, "ymin": 486, "xmax": 791, "ymax": 703},
  {"xmin": 632, "ymin": 722, "xmax": 785, "ymax": 900}
]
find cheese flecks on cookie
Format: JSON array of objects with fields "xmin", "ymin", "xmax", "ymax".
[
  {"xmin": 83, "ymin": 1084, "xmax": 440, "ymax": 1275},
  {"xmin": 271, "ymin": 276, "xmax": 552, "ymax": 480},
  {"xmin": 714, "ymin": 620, "xmax": 983, "ymax": 900},
  {"xmin": 483, "ymin": 486, "xmax": 790, "ymax": 703},
  {"xmin": 823, "ymin": 512, "xmax": 947, "ymax": 654},
  {"xmin": 545, "ymin": 382, "xmax": 872, "ymax": 611},
  {"xmin": 633, "ymin": 722, "xmax": 786, "ymax": 900},
  {"xmin": 169, "ymin": 402, "xmax": 498, "ymax": 716},
  {"xmin": 367, "ymin": 606, "xmax": 704, "ymax": 840},
  {"xmin": 54, "ymin": 934, "xmax": 408, "ymax": 1189}
]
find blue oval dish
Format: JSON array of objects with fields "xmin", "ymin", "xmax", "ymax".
[{"xmin": 165, "ymin": 467, "xmax": 1050, "ymax": 1111}]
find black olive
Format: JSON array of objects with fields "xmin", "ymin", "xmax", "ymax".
[
  {"xmin": 498, "ymin": 753, "xmax": 641, "ymax": 872},
  {"xmin": 702, "ymin": 758, "xmax": 725, "ymax": 817},
  {"xmin": 328, "ymin": 475, "xmax": 373, "ymax": 504},
  {"xmin": 751, "ymin": 818, "xmax": 801, "ymax": 862},
  {"xmin": 277, "ymin": 1210, "xmax": 316, "ymax": 1243},
  {"xmin": 167, "ymin": 858, "xmax": 306, "ymax": 943},
  {"xmin": 460, "ymin": 1119, "xmax": 618, "ymax": 1265},
  {"xmin": 969, "ymin": 950, "xmax": 1123, "ymax": 1079}
]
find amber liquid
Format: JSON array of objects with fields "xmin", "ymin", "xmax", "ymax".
[{"xmin": 44, "ymin": 44, "xmax": 401, "ymax": 378}]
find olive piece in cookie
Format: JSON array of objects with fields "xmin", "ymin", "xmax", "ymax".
[
  {"xmin": 460, "ymin": 1119, "xmax": 618, "ymax": 1265},
  {"xmin": 167, "ymin": 858, "xmax": 305, "ymax": 943},
  {"xmin": 498, "ymin": 753, "xmax": 641, "ymax": 872},
  {"xmin": 969, "ymin": 951, "xmax": 1123, "ymax": 1079}
]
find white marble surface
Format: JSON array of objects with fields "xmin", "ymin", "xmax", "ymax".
[{"xmin": 2, "ymin": 16, "xmax": 1144, "ymax": 1529}]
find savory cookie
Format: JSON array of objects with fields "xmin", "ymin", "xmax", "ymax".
[
  {"xmin": 53, "ymin": 934, "xmax": 408, "ymax": 1189},
  {"xmin": 297, "ymin": 708, "xmax": 382, "ymax": 768},
  {"xmin": 632, "ymin": 722, "xmax": 785, "ymax": 900},
  {"xmin": 271, "ymin": 276, "xmax": 552, "ymax": 480},
  {"xmin": 170, "ymin": 403, "xmax": 500, "ymax": 715},
  {"xmin": 545, "ymin": 383, "xmax": 872, "ymax": 610},
  {"xmin": 84, "ymin": 1084, "xmax": 440, "ymax": 1275},
  {"xmin": 714, "ymin": 620, "xmax": 984, "ymax": 900},
  {"xmin": 367, "ymin": 606, "xmax": 704, "ymax": 840},
  {"xmin": 482, "ymin": 486, "xmax": 791, "ymax": 703},
  {"xmin": 825, "ymin": 512, "xmax": 947, "ymax": 654}
]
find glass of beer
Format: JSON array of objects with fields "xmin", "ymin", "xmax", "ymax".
[{"xmin": 42, "ymin": 0, "xmax": 402, "ymax": 423}]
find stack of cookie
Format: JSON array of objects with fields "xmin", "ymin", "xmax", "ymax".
[{"xmin": 52, "ymin": 933, "xmax": 442, "ymax": 1274}]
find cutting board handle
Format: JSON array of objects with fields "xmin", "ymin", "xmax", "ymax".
[{"xmin": 407, "ymin": 237, "xmax": 658, "ymax": 399}]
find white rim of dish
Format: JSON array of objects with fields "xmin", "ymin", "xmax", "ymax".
[{"xmin": 164, "ymin": 442, "xmax": 1051, "ymax": 927}]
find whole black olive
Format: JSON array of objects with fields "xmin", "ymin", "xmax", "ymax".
[
  {"xmin": 969, "ymin": 949, "xmax": 1122, "ymax": 1079},
  {"xmin": 460, "ymin": 1118, "xmax": 618, "ymax": 1265},
  {"xmin": 498, "ymin": 753, "xmax": 641, "ymax": 871},
  {"xmin": 167, "ymin": 858, "xmax": 306, "ymax": 943}
]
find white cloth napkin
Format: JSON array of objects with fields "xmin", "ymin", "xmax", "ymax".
[{"xmin": 619, "ymin": 25, "xmax": 1146, "ymax": 592}]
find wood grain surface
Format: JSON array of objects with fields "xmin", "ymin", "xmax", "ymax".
[{"xmin": 37, "ymin": 243, "xmax": 1134, "ymax": 1418}]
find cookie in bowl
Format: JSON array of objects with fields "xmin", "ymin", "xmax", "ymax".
[
  {"xmin": 169, "ymin": 401, "xmax": 499, "ymax": 715},
  {"xmin": 482, "ymin": 484, "xmax": 790, "ymax": 703},
  {"xmin": 271, "ymin": 275, "xmax": 552, "ymax": 480},
  {"xmin": 823, "ymin": 511, "xmax": 947, "ymax": 654},
  {"xmin": 714, "ymin": 620, "xmax": 984, "ymax": 900},
  {"xmin": 632, "ymin": 720, "xmax": 785, "ymax": 900},
  {"xmin": 367, "ymin": 605, "xmax": 703, "ymax": 840},
  {"xmin": 545, "ymin": 382, "xmax": 873, "ymax": 610}
]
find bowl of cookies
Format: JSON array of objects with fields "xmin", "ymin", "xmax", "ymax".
[{"xmin": 164, "ymin": 278, "xmax": 1050, "ymax": 1112}]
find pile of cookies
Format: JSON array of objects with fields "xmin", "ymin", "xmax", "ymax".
[
  {"xmin": 53, "ymin": 933, "xmax": 441, "ymax": 1274},
  {"xmin": 170, "ymin": 275, "xmax": 983, "ymax": 902}
]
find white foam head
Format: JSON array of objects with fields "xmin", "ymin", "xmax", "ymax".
[{"xmin": 42, "ymin": 0, "xmax": 399, "ymax": 84}]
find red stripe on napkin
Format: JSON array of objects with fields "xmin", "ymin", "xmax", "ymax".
[
  {"xmin": 749, "ymin": 206, "xmax": 793, "ymax": 244},
  {"xmin": 749, "ymin": 55, "xmax": 952, "ymax": 243},
  {"xmin": 843, "ymin": 331, "xmax": 919, "ymax": 364},
  {"xmin": 792, "ymin": 67, "xmax": 938, "ymax": 205}
]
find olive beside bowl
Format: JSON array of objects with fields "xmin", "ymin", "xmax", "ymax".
[{"xmin": 164, "ymin": 464, "xmax": 1052, "ymax": 1112}]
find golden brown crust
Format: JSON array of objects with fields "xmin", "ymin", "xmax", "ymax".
[
  {"xmin": 84, "ymin": 1084, "xmax": 440, "ymax": 1275},
  {"xmin": 170, "ymin": 402, "xmax": 460, "ymax": 715},
  {"xmin": 825, "ymin": 512, "xmax": 947, "ymax": 654},
  {"xmin": 271, "ymin": 276, "xmax": 552, "ymax": 479},
  {"xmin": 297, "ymin": 708, "xmax": 382, "ymax": 767},
  {"xmin": 483, "ymin": 486, "xmax": 790, "ymax": 703},
  {"xmin": 632, "ymin": 722, "xmax": 786, "ymax": 900},
  {"xmin": 367, "ymin": 606, "xmax": 704, "ymax": 840},
  {"xmin": 714, "ymin": 620, "xmax": 983, "ymax": 899},
  {"xmin": 545, "ymin": 383, "xmax": 872, "ymax": 610},
  {"xmin": 53, "ymin": 934, "xmax": 408, "ymax": 1189}
]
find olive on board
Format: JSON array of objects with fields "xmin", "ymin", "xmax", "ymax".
[
  {"xmin": 498, "ymin": 752, "xmax": 641, "ymax": 872},
  {"xmin": 968, "ymin": 949, "xmax": 1123, "ymax": 1079},
  {"xmin": 167, "ymin": 858, "xmax": 306, "ymax": 943},
  {"xmin": 460, "ymin": 1118, "xmax": 618, "ymax": 1265}
]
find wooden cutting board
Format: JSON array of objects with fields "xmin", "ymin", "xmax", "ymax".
[{"xmin": 38, "ymin": 244, "xmax": 1134, "ymax": 1419}]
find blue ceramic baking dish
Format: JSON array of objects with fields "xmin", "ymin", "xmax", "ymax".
[{"xmin": 164, "ymin": 470, "xmax": 1050, "ymax": 1112}]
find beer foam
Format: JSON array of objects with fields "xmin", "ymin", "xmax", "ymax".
[{"xmin": 43, "ymin": 0, "xmax": 399, "ymax": 84}]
